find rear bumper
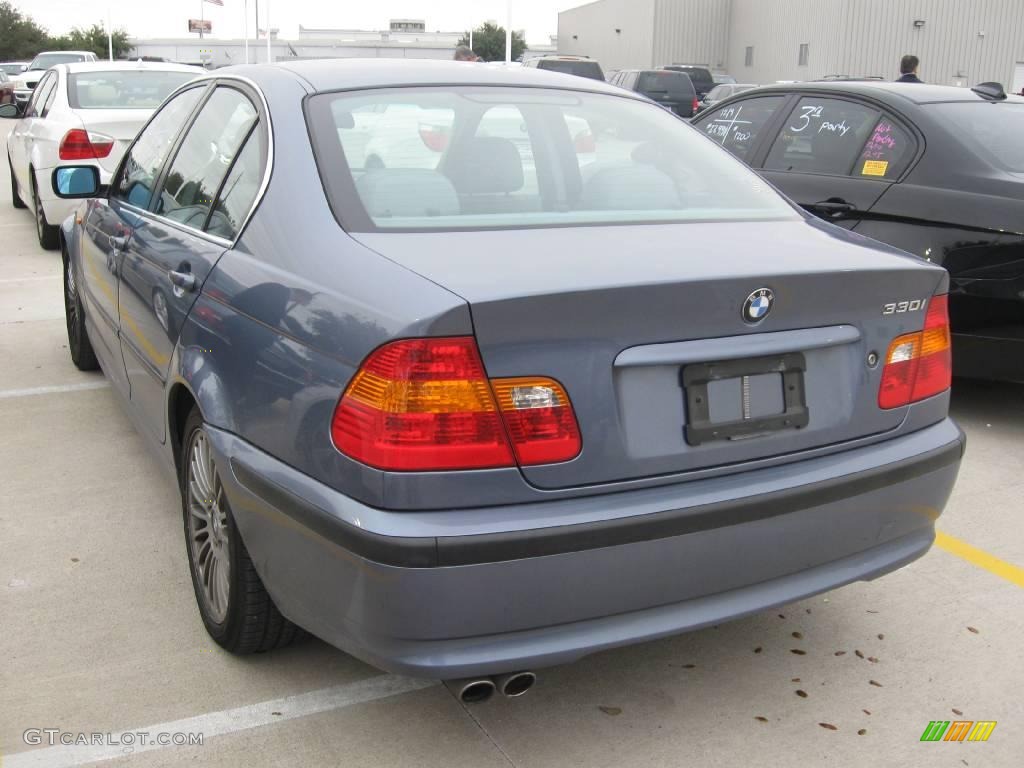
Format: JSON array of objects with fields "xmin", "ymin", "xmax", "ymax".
[{"xmin": 209, "ymin": 418, "xmax": 963, "ymax": 678}]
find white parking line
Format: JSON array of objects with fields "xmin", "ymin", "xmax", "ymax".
[
  {"xmin": 4, "ymin": 674, "xmax": 438, "ymax": 768},
  {"xmin": 0, "ymin": 276, "xmax": 59, "ymax": 284},
  {"xmin": 0, "ymin": 382, "xmax": 110, "ymax": 399}
]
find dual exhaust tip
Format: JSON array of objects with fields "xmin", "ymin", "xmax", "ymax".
[{"xmin": 454, "ymin": 671, "xmax": 536, "ymax": 703}]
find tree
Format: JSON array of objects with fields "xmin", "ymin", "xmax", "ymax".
[
  {"xmin": 457, "ymin": 22, "xmax": 526, "ymax": 63},
  {"xmin": 49, "ymin": 24, "xmax": 133, "ymax": 60},
  {"xmin": 0, "ymin": 2, "xmax": 49, "ymax": 60}
]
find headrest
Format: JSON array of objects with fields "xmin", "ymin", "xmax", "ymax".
[
  {"xmin": 355, "ymin": 169, "xmax": 459, "ymax": 219},
  {"xmin": 445, "ymin": 136, "xmax": 524, "ymax": 194}
]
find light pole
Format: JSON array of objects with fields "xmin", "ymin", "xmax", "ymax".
[
  {"xmin": 107, "ymin": 0, "xmax": 113, "ymax": 60},
  {"xmin": 505, "ymin": 0, "xmax": 512, "ymax": 63},
  {"xmin": 266, "ymin": 0, "xmax": 272, "ymax": 63}
]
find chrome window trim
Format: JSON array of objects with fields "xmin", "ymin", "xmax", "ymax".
[{"xmin": 112, "ymin": 72, "xmax": 274, "ymax": 250}]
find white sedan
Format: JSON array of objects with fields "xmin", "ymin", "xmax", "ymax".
[{"xmin": 2, "ymin": 60, "xmax": 204, "ymax": 249}]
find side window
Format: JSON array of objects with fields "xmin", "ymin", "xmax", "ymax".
[
  {"xmin": 41, "ymin": 74, "xmax": 60, "ymax": 117},
  {"xmin": 112, "ymin": 86, "xmax": 205, "ymax": 210},
  {"xmin": 624, "ymin": 72, "xmax": 638, "ymax": 90},
  {"xmin": 764, "ymin": 97, "xmax": 880, "ymax": 175},
  {"xmin": 206, "ymin": 132, "xmax": 263, "ymax": 240},
  {"xmin": 695, "ymin": 96, "xmax": 786, "ymax": 162},
  {"xmin": 26, "ymin": 72, "xmax": 54, "ymax": 118},
  {"xmin": 854, "ymin": 116, "xmax": 917, "ymax": 180},
  {"xmin": 153, "ymin": 87, "xmax": 258, "ymax": 229}
]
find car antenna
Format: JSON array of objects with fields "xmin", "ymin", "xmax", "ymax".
[{"xmin": 971, "ymin": 82, "xmax": 1006, "ymax": 100}]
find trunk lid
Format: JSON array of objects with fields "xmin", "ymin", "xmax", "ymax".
[
  {"xmin": 352, "ymin": 219, "xmax": 946, "ymax": 489},
  {"xmin": 74, "ymin": 109, "xmax": 151, "ymax": 174}
]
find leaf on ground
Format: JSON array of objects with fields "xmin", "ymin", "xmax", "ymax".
[
  {"xmin": 682, "ymin": 663, "xmax": 696, "ymax": 669},
  {"xmin": 70, "ymin": 557, "xmax": 79, "ymax": 562},
  {"xmin": 795, "ymin": 690, "xmax": 808, "ymax": 698},
  {"xmin": 791, "ymin": 677, "xmax": 801, "ymax": 683},
  {"xmin": 869, "ymin": 680, "xmax": 883, "ymax": 687},
  {"xmin": 862, "ymin": 709, "xmax": 871, "ymax": 715},
  {"xmin": 792, "ymin": 631, "xmax": 803, "ymax": 639},
  {"xmin": 952, "ymin": 708, "xmax": 963, "ymax": 716},
  {"xmin": 855, "ymin": 650, "xmax": 865, "ymax": 659},
  {"xmin": 819, "ymin": 723, "xmax": 838, "ymax": 731},
  {"xmin": 790, "ymin": 649, "xmax": 807, "ymax": 655},
  {"xmin": 755, "ymin": 716, "xmax": 769, "ymax": 723},
  {"xmin": 834, "ymin": 651, "xmax": 846, "ymax": 656},
  {"xmin": 967, "ymin": 626, "xmax": 979, "ymax": 634},
  {"xmin": 857, "ymin": 728, "xmax": 867, "ymax": 735},
  {"xmin": 753, "ymin": 646, "xmax": 763, "ymax": 654},
  {"xmin": 868, "ymin": 657, "xmax": 879, "ymax": 663},
  {"xmin": 778, "ymin": 613, "xmax": 786, "ymax": 619},
  {"xmin": 877, "ymin": 633, "xmax": 885, "ymax": 640},
  {"xmin": 271, "ymin": 711, "xmax": 282, "ymax": 716},
  {"xmin": 866, "ymin": 609, "xmax": 879, "ymax": 614},
  {"xmin": 598, "ymin": 706, "xmax": 622, "ymax": 716},
  {"xmin": 806, "ymin": 608, "xmax": 812, "ymax": 614}
]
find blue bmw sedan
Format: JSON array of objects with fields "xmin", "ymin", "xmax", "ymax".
[{"xmin": 52, "ymin": 60, "xmax": 963, "ymax": 700}]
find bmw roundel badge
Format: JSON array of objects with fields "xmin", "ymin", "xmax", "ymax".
[{"xmin": 742, "ymin": 288, "xmax": 774, "ymax": 323}]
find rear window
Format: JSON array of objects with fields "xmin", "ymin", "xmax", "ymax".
[
  {"xmin": 637, "ymin": 71, "xmax": 694, "ymax": 96},
  {"xmin": 535, "ymin": 60, "xmax": 604, "ymax": 81},
  {"xmin": 929, "ymin": 102, "xmax": 1024, "ymax": 172},
  {"xmin": 307, "ymin": 86, "xmax": 797, "ymax": 232},
  {"xmin": 29, "ymin": 53, "xmax": 87, "ymax": 69},
  {"xmin": 670, "ymin": 67, "xmax": 713, "ymax": 88},
  {"xmin": 68, "ymin": 70, "xmax": 198, "ymax": 109}
]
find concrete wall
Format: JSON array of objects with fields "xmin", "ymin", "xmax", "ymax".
[{"xmin": 558, "ymin": 0, "xmax": 658, "ymax": 71}]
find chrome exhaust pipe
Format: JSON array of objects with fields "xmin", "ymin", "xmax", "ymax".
[
  {"xmin": 453, "ymin": 677, "xmax": 496, "ymax": 704},
  {"xmin": 494, "ymin": 671, "xmax": 536, "ymax": 698}
]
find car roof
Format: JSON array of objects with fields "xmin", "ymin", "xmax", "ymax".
[
  {"xmin": 35, "ymin": 50, "xmax": 95, "ymax": 57},
  {"xmin": 748, "ymin": 80, "xmax": 1021, "ymax": 105},
  {"xmin": 272, "ymin": 59, "xmax": 628, "ymax": 97},
  {"xmin": 59, "ymin": 61, "xmax": 206, "ymax": 75}
]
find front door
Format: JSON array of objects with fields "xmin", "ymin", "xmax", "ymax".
[{"xmin": 114, "ymin": 84, "xmax": 260, "ymax": 444}]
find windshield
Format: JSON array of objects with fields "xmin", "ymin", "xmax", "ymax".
[
  {"xmin": 68, "ymin": 70, "xmax": 198, "ymax": 109},
  {"xmin": 29, "ymin": 53, "xmax": 87, "ymax": 70},
  {"xmin": 307, "ymin": 86, "xmax": 797, "ymax": 232},
  {"xmin": 1, "ymin": 63, "xmax": 24, "ymax": 75},
  {"xmin": 929, "ymin": 102, "xmax": 1024, "ymax": 172},
  {"xmin": 536, "ymin": 60, "xmax": 604, "ymax": 81}
]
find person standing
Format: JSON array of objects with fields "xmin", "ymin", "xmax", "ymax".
[{"xmin": 897, "ymin": 55, "xmax": 923, "ymax": 83}]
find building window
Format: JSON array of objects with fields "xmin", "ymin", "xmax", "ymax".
[
  {"xmin": 799, "ymin": 43, "xmax": 809, "ymax": 66},
  {"xmin": 745, "ymin": 47, "xmax": 754, "ymax": 67}
]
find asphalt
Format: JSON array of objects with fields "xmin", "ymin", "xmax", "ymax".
[{"xmin": 1, "ymin": 121, "xmax": 1021, "ymax": 768}]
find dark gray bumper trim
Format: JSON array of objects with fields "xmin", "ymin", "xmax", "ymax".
[{"xmin": 231, "ymin": 432, "xmax": 964, "ymax": 569}]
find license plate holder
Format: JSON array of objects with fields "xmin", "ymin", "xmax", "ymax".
[{"xmin": 681, "ymin": 352, "xmax": 809, "ymax": 446}]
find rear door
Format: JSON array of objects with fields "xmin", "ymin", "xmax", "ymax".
[
  {"xmin": 116, "ymin": 84, "xmax": 261, "ymax": 444},
  {"xmin": 9, "ymin": 70, "xmax": 56, "ymax": 193},
  {"xmin": 693, "ymin": 95, "xmax": 791, "ymax": 164},
  {"xmin": 756, "ymin": 95, "xmax": 917, "ymax": 228}
]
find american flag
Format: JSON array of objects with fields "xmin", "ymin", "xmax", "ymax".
[{"xmin": 203, "ymin": 0, "xmax": 224, "ymax": 6}]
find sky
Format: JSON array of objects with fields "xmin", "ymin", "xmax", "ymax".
[{"xmin": 13, "ymin": 0, "xmax": 584, "ymax": 45}]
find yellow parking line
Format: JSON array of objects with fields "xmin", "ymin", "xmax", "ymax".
[{"xmin": 934, "ymin": 530, "xmax": 1024, "ymax": 588}]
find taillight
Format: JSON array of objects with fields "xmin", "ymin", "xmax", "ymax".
[
  {"xmin": 418, "ymin": 125, "xmax": 449, "ymax": 152},
  {"xmin": 331, "ymin": 337, "xmax": 581, "ymax": 471},
  {"xmin": 878, "ymin": 295, "xmax": 952, "ymax": 409},
  {"xmin": 691, "ymin": 96, "xmax": 700, "ymax": 114},
  {"xmin": 491, "ymin": 377, "xmax": 582, "ymax": 465},
  {"xmin": 59, "ymin": 129, "xmax": 114, "ymax": 160}
]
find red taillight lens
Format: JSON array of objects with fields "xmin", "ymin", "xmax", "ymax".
[
  {"xmin": 491, "ymin": 377, "xmax": 582, "ymax": 465},
  {"xmin": 59, "ymin": 128, "xmax": 114, "ymax": 160},
  {"xmin": 418, "ymin": 124, "xmax": 449, "ymax": 152},
  {"xmin": 331, "ymin": 338, "xmax": 582, "ymax": 471},
  {"xmin": 331, "ymin": 337, "xmax": 514, "ymax": 471},
  {"xmin": 878, "ymin": 295, "xmax": 951, "ymax": 409},
  {"xmin": 692, "ymin": 96, "xmax": 700, "ymax": 113}
]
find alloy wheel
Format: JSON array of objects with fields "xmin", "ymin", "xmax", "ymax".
[{"xmin": 186, "ymin": 429, "xmax": 231, "ymax": 624}]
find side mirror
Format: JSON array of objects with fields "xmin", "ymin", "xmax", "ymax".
[
  {"xmin": 0, "ymin": 103, "xmax": 21, "ymax": 119},
  {"xmin": 52, "ymin": 166, "xmax": 101, "ymax": 198}
]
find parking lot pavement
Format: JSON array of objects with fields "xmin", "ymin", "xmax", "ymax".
[{"xmin": 1, "ymin": 119, "xmax": 1021, "ymax": 767}]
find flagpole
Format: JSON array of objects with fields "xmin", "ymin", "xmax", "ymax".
[
  {"xmin": 505, "ymin": 0, "xmax": 512, "ymax": 63},
  {"xmin": 199, "ymin": 0, "xmax": 204, "ymax": 41},
  {"xmin": 107, "ymin": 0, "xmax": 113, "ymax": 60},
  {"xmin": 244, "ymin": 0, "xmax": 249, "ymax": 64},
  {"xmin": 266, "ymin": 0, "xmax": 272, "ymax": 63},
  {"xmin": 254, "ymin": 0, "xmax": 260, "ymax": 62}
]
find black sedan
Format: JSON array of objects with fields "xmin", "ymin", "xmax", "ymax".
[{"xmin": 693, "ymin": 81, "xmax": 1024, "ymax": 383}]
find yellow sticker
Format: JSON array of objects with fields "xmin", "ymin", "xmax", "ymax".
[{"xmin": 862, "ymin": 160, "xmax": 889, "ymax": 177}]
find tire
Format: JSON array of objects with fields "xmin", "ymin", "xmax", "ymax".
[
  {"xmin": 63, "ymin": 250, "xmax": 99, "ymax": 371},
  {"xmin": 9, "ymin": 156, "xmax": 25, "ymax": 209},
  {"xmin": 31, "ymin": 172, "xmax": 59, "ymax": 250},
  {"xmin": 180, "ymin": 408, "xmax": 304, "ymax": 654}
]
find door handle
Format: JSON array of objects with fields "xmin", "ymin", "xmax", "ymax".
[
  {"xmin": 168, "ymin": 270, "xmax": 196, "ymax": 292},
  {"xmin": 810, "ymin": 198, "xmax": 856, "ymax": 217}
]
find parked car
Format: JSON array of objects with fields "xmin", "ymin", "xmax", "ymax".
[
  {"xmin": 10, "ymin": 50, "xmax": 98, "ymax": 105},
  {"xmin": 699, "ymin": 83, "xmax": 758, "ymax": 113},
  {"xmin": 692, "ymin": 80, "xmax": 1024, "ymax": 382},
  {"xmin": 0, "ymin": 70, "xmax": 15, "ymax": 104},
  {"xmin": 712, "ymin": 73, "xmax": 737, "ymax": 85},
  {"xmin": 662, "ymin": 64, "xmax": 715, "ymax": 98},
  {"xmin": 522, "ymin": 55, "xmax": 604, "ymax": 81},
  {"xmin": 609, "ymin": 69, "xmax": 699, "ymax": 117},
  {"xmin": 2, "ymin": 60, "xmax": 204, "ymax": 248},
  {"xmin": 52, "ymin": 60, "xmax": 962, "ymax": 696},
  {"xmin": 0, "ymin": 61, "xmax": 29, "ymax": 77}
]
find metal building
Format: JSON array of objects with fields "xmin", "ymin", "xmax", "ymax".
[{"xmin": 559, "ymin": 0, "xmax": 1024, "ymax": 90}]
